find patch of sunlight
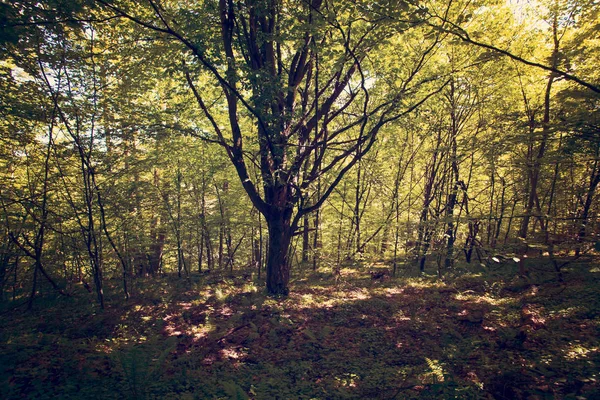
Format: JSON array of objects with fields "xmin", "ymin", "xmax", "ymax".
[
  {"xmin": 263, "ymin": 298, "xmax": 283, "ymax": 309},
  {"xmin": 319, "ymin": 298, "xmax": 341, "ymax": 309},
  {"xmin": 242, "ymin": 283, "xmax": 258, "ymax": 293},
  {"xmin": 541, "ymin": 355, "xmax": 553, "ymax": 365},
  {"xmin": 345, "ymin": 288, "xmax": 369, "ymax": 300},
  {"xmin": 421, "ymin": 358, "xmax": 445, "ymax": 384},
  {"xmin": 457, "ymin": 273, "xmax": 484, "ymax": 279},
  {"xmin": 141, "ymin": 316, "xmax": 152, "ymax": 322},
  {"xmin": 384, "ymin": 287, "xmax": 405, "ymax": 295},
  {"xmin": 163, "ymin": 313, "xmax": 176, "ymax": 322},
  {"xmin": 220, "ymin": 346, "xmax": 248, "ymax": 360},
  {"xmin": 335, "ymin": 373, "xmax": 359, "ymax": 388},
  {"xmin": 405, "ymin": 278, "xmax": 443, "ymax": 289},
  {"xmin": 133, "ymin": 304, "xmax": 143, "ymax": 312},
  {"xmin": 589, "ymin": 267, "xmax": 600, "ymax": 273},
  {"xmin": 393, "ymin": 310, "xmax": 411, "ymax": 322},
  {"xmin": 187, "ymin": 323, "xmax": 212, "ymax": 340},
  {"xmin": 290, "ymin": 287, "xmax": 368, "ymax": 309},
  {"xmin": 192, "ymin": 298, "xmax": 206, "ymax": 307},
  {"xmin": 164, "ymin": 325, "xmax": 183, "ymax": 336},
  {"xmin": 324, "ymin": 288, "xmax": 374, "ymax": 306},
  {"xmin": 215, "ymin": 288, "xmax": 226, "ymax": 301},
  {"xmin": 96, "ymin": 342, "xmax": 114, "ymax": 354},
  {"xmin": 549, "ymin": 306, "xmax": 581, "ymax": 318},
  {"xmin": 203, "ymin": 318, "xmax": 215, "ymax": 332},
  {"xmin": 340, "ymin": 267, "xmax": 359, "ymax": 276},
  {"xmin": 219, "ymin": 305, "xmax": 234, "ymax": 317},
  {"xmin": 564, "ymin": 343, "xmax": 598, "ymax": 360},
  {"xmin": 303, "ymin": 283, "xmax": 334, "ymax": 293},
  {"xmin": 99, "ymin": 334, "xmax": 148, "ymax": 353},
  {"xmin": 454, "ymin": 292, "xmax": 512, "ymax": 306},
  {"xmin": 298, "ymin": 293, "xmax": 317, "ymax": 307},
  {"xmin": 370, "ymin": 286, "xmax": 395, "ymax": 296},
  {"xmin": 197, "ymin": 289, "xmax": 212, "ymax": 299}
]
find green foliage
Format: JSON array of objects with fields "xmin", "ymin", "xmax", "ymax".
[
  {"xmin": 114, "ymin": 336, "xmax": 177, "ymax": 400},
  {"xmin": 1, "ymin": 0, "xmax": 600, "ymax": 397}
]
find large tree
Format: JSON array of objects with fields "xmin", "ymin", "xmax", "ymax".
[{"xmin": 93, "ymin": 0, "xmax": 445, "ymax": 294}]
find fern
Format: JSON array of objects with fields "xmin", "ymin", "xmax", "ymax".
[
  {"xmin": 425, "ymin": 357, "xmax": 445, "ymax": 383},
  {"xmin": 116, "ymin": 337, "xmax": 177, "ymax": 400}
]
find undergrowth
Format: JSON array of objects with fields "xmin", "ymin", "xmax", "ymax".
[{"xmin": 1, "ymin": 259, "xmax": 599, "ymax": 399}]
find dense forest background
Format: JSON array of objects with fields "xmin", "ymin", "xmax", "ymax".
[
  {"xmin": 1, "ymin": 0, "xmax": 600, "ymax": 398},
  {"xmin": 1, "ymin": 0, "xmax": 599, "ymax": 301}
]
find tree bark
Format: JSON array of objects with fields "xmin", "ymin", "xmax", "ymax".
[
  {"xmin": 302, "ymin": 212, "xmax": 310, "ymax": 263},
  {"xmin": 265, "ymin": 209, "xmax": 293, "ymax": 295},
  {"xmin": 576, "ymin": 151, "xmax": 600, "ymax": 255}
]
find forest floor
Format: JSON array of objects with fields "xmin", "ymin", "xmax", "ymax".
[{"xmin": 1, "ymin": 258, "xmax": 600, "ymax": 399}]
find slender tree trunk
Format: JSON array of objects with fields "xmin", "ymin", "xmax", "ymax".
[
  {"xmin": 218, "ymin": 223, "xmax": 224, "ymax": 270},
  {"xmin": 504, "ymin": 196, "xmax": 519, "ymax": 245},
  {"xmin": 444, "ymin": 138, "xmax": 459, "ymax": 270},
  {"xmin": 175, "ymin": 166, "xmax": 188, "ymax": 277},
  {"xmin": 27, "ymin": 91, "xmax": 56, "ymax": 309},
  {"xmin": 258, "ymin": 210, "xmax": 263, "ymax": 278},
  {"xmin": 28, "ymin": 254, "xmax": 39, "ymax": 310},
  {"xmin": 519, "ymin": 12, "xmax": 559, "ymax": 245},
  {"xmin": 487, "ymin": 166, "xmax": 496, "ymax": 246},
  {"xmin": 392, "ymin": 187, "xmax": 400, "ymax": 277},
  {"xmin": 197, "ymin": 222, "xmax": 203, "ymax": 273},
  {"xmin": 226, "ymin": 227, "xmax": 234, "ymax": 272},
  {"xmin": 149, "ymin": 169, "xmax": 164, "ymax": 275},
  {"xmin": 215, "ymin": 181, "xmax": 226, "ymax": 270},
  {"xmin": 13, "ymin": 255, "xmax": 18, "ymax": 302},
  {"xmin": 576, "ymin": 151, "xmax": 600, "ymax": 255},
  {"xmin": 301, "ymin": 159, "xmax": 311, "ymax": 264},
  {"xmin": 493, "ymin": 176, "xmax": 507, "ymax": 248},
  {"xmin": 312, "ymin": 170, "xmax": 321, "ymax": 271},
  {"xmin": 200, "ymin": 174, "xmax": 213, "ymax": 271},
  {"xmin": 444, "ymin": 79, "xmax": 460, "ymax": 271},
  {"xmin": 336, "ymin": 182, "xmax": 347, "ymax": 275},
  {"xmin": 544, "ymin": 134, "xmax": 562, "ymax": 243},
  {"xmin": 252, "ymin": 229, "xmax": 260, "ymax": 273},
  {"xmin": 94, "ymin": 172, "xmax": 130, "ymax": 300},
  {"xmin": 204, "ymin": 226, "xmax": 214, "ymax": 270},
  {"xmin": 354, "ymin": 150, "xmax": 362, "ymax": 254},
  {"xmin": 302, "ymin": 212, "xmax": 310, "ymax": 263},
  {"xmin": 417, "ymin": 128, "xmax": 443, "ymax": 273}
]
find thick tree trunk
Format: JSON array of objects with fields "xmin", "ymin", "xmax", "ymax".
[{"xmin": 265, "ymin": 209, "xmax": 293, "ymax": 295}]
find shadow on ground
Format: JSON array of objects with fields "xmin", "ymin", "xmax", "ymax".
[{"xmin": 1, "ymin": 260, "xmax": 599, "ymax": 399}]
